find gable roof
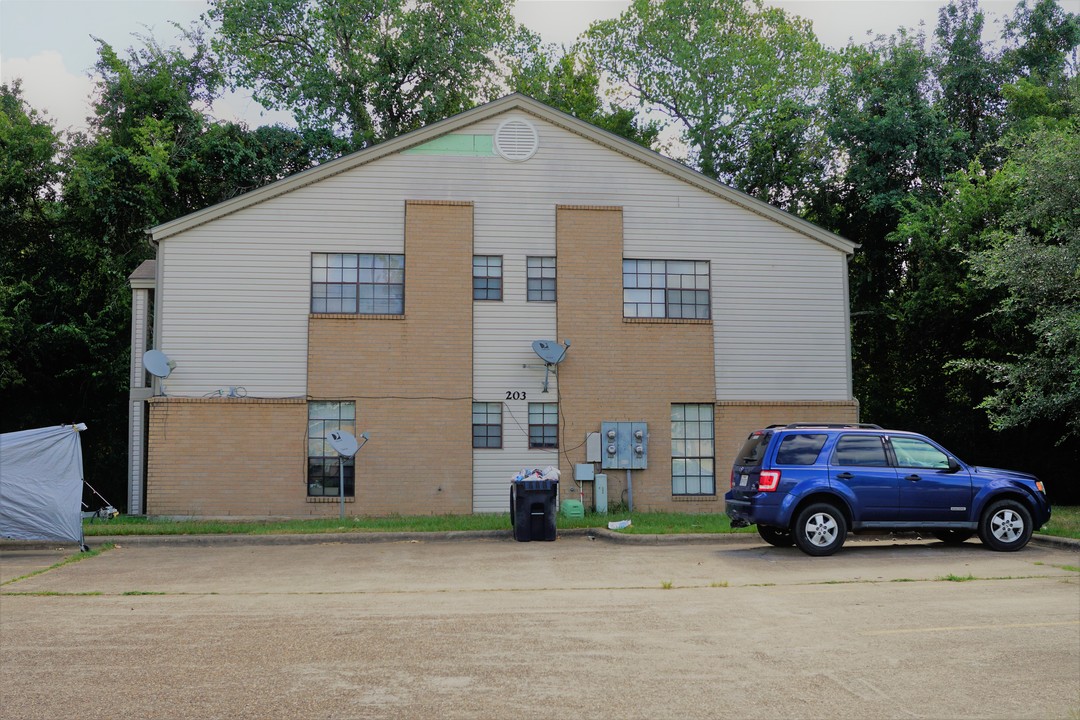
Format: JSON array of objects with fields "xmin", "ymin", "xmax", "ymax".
[{"xmin": 149, "ymin": 94, "xmax": 856, "ymax": 253}]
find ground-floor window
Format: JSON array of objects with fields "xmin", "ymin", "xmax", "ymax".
[
  {"xmin": 473, "ymin": 402, "xmax": 503, "ymax": 448},
  {"xmin": 671, "ymin": 403, "xmax": 715, "ymax": 495},
  {"xmin": 528, "ymin": 402, "xmax": 559, "ymax": 448},
  {"xmin": 308, "ymin": 401, "xmax": 356, "ymax": 497}
]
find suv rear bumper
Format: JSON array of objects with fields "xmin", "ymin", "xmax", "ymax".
[
  {"xmin": 725, "ymin": 492, "xmax": 786, "ymax": 528},
  {"xmin": 725, "ymin": 496, "xmax": 753, "ymax": 527}
]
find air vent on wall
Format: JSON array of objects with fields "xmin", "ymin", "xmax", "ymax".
[{"xmin": 494, "ymin": 119, "xmax": 539, "ymax": 162}]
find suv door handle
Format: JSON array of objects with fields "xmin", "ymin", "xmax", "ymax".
[
  {"xmin": 905, "ymin": 474, "xmax": 921, "ymax": 482},
  {"xmin": 836, "ymin": 472, "xmax": 853, "ymax": 480}
]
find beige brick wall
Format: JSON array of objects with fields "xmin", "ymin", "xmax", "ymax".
[
  {"xmin": 307, "ymin": 201, "xmax": 474, "ymax": 515},
  {"xmin": 556, "ymin": 206, "xmax": 718, "ymax": 511},
  {"xmin": 715, "ymin": 401, "xmax": 860, "ymax": 489},
  {"xmin": 146, "ymin": 398, "xmax": 307, "ymax": 516}
]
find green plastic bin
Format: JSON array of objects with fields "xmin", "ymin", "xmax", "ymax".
[{"xmin": 561, "ymin": 499, "xmax": 585, "ymax": 519}]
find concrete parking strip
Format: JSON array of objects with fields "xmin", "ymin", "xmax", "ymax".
[{"xmin": 1, "ymin": 535, "xmax": 1078, "ymax": 719}]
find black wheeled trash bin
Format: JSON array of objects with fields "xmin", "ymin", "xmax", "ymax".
[{"xmin": 510, "ymin": 479, "xmax": 558, "ymax": 542}]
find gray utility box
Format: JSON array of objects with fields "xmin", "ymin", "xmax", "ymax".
[{"xmin": 600, "ymin": 422, "xmax": 648, "ymax": 470}]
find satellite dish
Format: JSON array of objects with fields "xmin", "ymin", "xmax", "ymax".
[
  {"xmin": 327, "ymin": 430, "xmax": 360, "ymax": 458},
  {"xmin": 532, "ymin": 340, "xmax": 569, "ymax": 365},
  {"xmin": 143, "ymin": 349, "xmax": 174, "ymax": 378},
  {"xmin": 531, "ymin": 340, "xmax": 570, "ymax": 394}
]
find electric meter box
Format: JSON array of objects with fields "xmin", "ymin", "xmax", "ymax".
[{"xmin": 600, "ymin": 422, "xmax": 648, "ymax": 470}]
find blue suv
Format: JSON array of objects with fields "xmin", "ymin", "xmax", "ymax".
[{"xmin": 724, "ymin": 423, "xmax": 1051, "ymax": 556}]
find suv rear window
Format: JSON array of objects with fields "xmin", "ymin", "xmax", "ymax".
[
  {"xmin": 736, "ymin": 431, "xmax": 772, "ymax": 467},
  {"xmin": 775, "ymin": 434, "xmax": 828, "ymax": 465}
]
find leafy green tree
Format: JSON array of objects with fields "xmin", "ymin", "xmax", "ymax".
[
  {"xmin": 739, "ymin": 96, "xmax": 833, "ymax": 211},
  {"xmin": 1, "ymin": 80, "xmax": 139, "ymax": 508},
  {"xmin": 2, "ymin": 36, "xmax": 326, "ymax": 510},
  {"xmin": 817, "ymin": 29, "xmax": 963, "ymax": 424},
  {"xmin": 581, "ymin": 0, "xmax": 835, "ymax": 207},
  {"xmin": 953, "ymin": 126, "xmax": 1080, "ymax": 443},
  {"xmin": 934, "ymin": 0, "xmax": 1006, "ymax": 163},
  {"xmin": 877, "ymin": 161, "xmax": 1014, "ymax": 454},
  {"xmin": 1003, "ymin": 0, "xmax": 1080, "ymax": 83},
  {"xmin": 1000, "ymin": 0, "xmax": 1080, "ymax": 134},
  {"xmin": 0, "ymin": 82, "xmax": 66, "ymax": 395},
  {"xmin": 507, "ymin": 37, "xmax": 660, "ymax": 148},
  {"xmin": 207, "ymin": 0, "xmax": 519, "ymax": 149}
]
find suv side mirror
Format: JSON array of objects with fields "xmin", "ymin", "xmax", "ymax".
[{"xmin": 946, "ymin": 457, "xmax": 962, "ymax": 473}]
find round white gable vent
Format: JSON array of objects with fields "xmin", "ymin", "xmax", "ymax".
[{"xmin": 494, "ymin": 119, "xmax": 539, "ymax": 162}]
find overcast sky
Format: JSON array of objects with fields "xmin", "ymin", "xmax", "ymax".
[{"xmin": 0, "ymin": 0, "xmax": 1062, "ymax": 134}]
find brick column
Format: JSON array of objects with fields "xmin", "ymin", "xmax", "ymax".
[
  {"xmin": 308, "ymin": 201, "xmax": 474, "ymax": 515},
  {"xmin": 556, "ymin": 206, "xmax": 716, "ymax": 511}
]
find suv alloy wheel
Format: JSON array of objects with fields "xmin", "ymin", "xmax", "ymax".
[
  {"xmin": 979, "ymin": 499, "xmax": 1033, "ymax": 552},
  {"xmin": 793, "ymin": 503, "xmax": 847, "ymax": 556}
]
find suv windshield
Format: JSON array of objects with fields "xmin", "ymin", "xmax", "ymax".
[{"xmin": 736, "ymin": 431, "xmax": 772, "ymax": 466}]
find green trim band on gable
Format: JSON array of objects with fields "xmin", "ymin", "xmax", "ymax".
[{"xmin": 403, "ymin": 134, "xmax": 493, "ymax": 156}]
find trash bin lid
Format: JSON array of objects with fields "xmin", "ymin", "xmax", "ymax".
[{"xmin": 515, "ymin": 479, "xmax": 558, "ymax": 491}]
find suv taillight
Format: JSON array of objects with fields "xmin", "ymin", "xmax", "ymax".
[
  {"xmin": 730, "ymin": 470, "xmax": 736, "ymax": 489},
  {"xmin": 759, "ymin": 470, "xmax": 781, "ymax": 492}
]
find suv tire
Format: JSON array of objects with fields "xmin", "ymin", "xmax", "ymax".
[
  {"xmin": 932, "ymin": 530, "xmax": 975, "ymax": 545},
  {"xmin": 979, "ymin": 499, "xmax": 1033, "ymax": 552},
  {"xmin": 757, "ymin": 525, "xmax": 795, "ymax": 548},
  {"xmin": 793, "ymin": 503, "xmax": 847, "ymax": 556}
]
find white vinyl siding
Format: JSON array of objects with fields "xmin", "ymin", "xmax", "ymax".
[
  {"xmin": 157, "ymin": 111, "xmax": 850, "ymax": 405},
  {"xmin": 472, "ymin": 253, "xmax": 558, "ymax": 512},
  {"xmin": 710, "ymin": 247, "xmax": 851, "ymax": 399}
]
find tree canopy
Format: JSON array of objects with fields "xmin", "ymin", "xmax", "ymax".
[
  {"xmin": 207, "ymin": 0, "xmax": 519, "ymax": 150},
  {"xmin": 507, "ymin": 38, "xmax": 661, "ymax": 147},
  {"xmin": 582, "ymin": 0, "xmax": 834, "ymax": 209}
]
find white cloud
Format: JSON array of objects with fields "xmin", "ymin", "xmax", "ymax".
[
  {"xmin": 1, "ymin": 50, "xmax": 96, "ymax": 134},
  {"xmin": 0, "ymin": 48, "xmax": 294, "ymax": 135}
]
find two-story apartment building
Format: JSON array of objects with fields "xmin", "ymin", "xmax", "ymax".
[{"xmin": 127, "ymin": 94, "xmax": 859, "ymax": 517}]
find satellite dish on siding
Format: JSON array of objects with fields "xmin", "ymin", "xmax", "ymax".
[
  {"xmin": 531, "ymin": 340, "xmax": 570, "ymax": 394},
  {"xmin": 327, "ymin": 430, "xmax": 360, "ymax": 458},
  {"xmin": 143, "ymin": 349, "xmax": 174, "ymax": 378},
  {"xmin": 532, "ymin": 340, "xmax": 570, "ymax": 366}
]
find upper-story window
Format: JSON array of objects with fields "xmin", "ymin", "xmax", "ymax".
[
  {"xmin": 473, "ymin": 256, "xmax": 503, "ymax": 300},
  {"xmin": 311, "ymin": 253, "xmax": 404, "ymax": 314},
  {"xmin": 623, "ymin": 259, "xmax": 710, "ymax": 319},
  {"xmin": 527, "ymin": 256, "xmax": 556, "ymax": 302}
]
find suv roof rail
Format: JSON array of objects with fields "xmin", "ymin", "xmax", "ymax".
[{"xmin": 783, "ymin": 422, "xmax": 883, "ymax": 430}]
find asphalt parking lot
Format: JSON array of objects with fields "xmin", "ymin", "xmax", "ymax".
[{"xmin": 1, "ymin": 533, "xmax": 1078, "ymax": 720}]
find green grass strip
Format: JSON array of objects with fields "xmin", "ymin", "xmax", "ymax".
[
  {"xmin": 73, "ymin": 506, "xmax": 1080, "ymax": 540},
  {"xmin": 83, "ymin": 511, "xmax": 757, "ymax": 537}
]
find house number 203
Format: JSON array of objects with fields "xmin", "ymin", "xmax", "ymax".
[{"xmin": 505, "ymin": 391, "xmax": 527, "ymax": 400}]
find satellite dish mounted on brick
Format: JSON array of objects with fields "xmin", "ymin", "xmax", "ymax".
[{"xmin": 327, "ymin": 429, "xmax": 371, "ymax": 519}]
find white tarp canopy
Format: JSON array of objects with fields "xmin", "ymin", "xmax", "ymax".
[{"xmin": 0, "ymin": 424, "xmax": 86, "ymax": 545}]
